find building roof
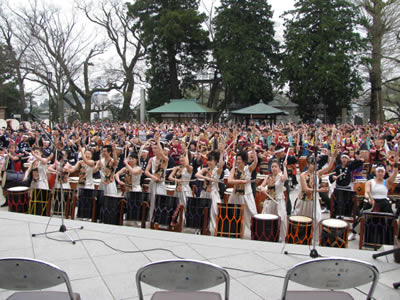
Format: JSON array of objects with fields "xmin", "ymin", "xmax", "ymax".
[
  {"xmin": 231, "ymin": 100, "xmax": 289, "ymax": 116},
  {"xmin": 148, "ymin": 99, "xmax": 217, "ymax": 114},
  {"xmin": 269, "ymin": 95, "xmax": 298, "ymax": 108}
]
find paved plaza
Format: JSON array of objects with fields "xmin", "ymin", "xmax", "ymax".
[{"xmin": 0, "ymin": 208, "xmax": 399, "ymax": 300}]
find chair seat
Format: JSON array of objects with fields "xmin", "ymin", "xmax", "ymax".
[
  {"xmin": 285, "ymin": 290, "xmax": 354, "ymax": 300},
  {"xmin": 151, "ymin": 291, "xmax": 222, "ymax": 300},
  {"xmin": 8, "ymin": 291, "xmax": 81, "ymax": 300}
]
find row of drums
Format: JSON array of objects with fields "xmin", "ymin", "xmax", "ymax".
[
  {"xmin": 6, "ymin": 184, "xmax": 396, "ymax": 248},
  {"xmin": 252, "ymin": 214, "xmax": 350, "ymax": 248}
]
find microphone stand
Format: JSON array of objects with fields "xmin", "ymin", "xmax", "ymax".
[
  {"xmin": 283, "ymin": 119, "xmax": 322, "ymax": 258},
  {"xmin": 29, "ymin": 115, "xmax": 83, "ymax": 244},
  {"xmin": 309, "ymin": 122, "xmax": 320, "ymax": 258}
]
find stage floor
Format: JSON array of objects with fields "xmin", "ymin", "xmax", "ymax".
[{"xmin": 0, "ymin": 211, "xmax": 399, "ymax": 300}]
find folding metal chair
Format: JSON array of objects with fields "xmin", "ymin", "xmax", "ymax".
[
  {"xmin": 281, "ymin": 257, "xmax": 379, "ymax": 300},
  {"xmin": 0, "ymin": 257, "xmax": 81, "ymax": 300},
  {"xmin": 136, "ymin": 259, "xmax": 230, "ymax": 300}
]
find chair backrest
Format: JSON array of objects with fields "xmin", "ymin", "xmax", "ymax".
[
  {"xmin": 136, "ymin": 259, "xmax": 230, "ymax": 300},
  {"xmin": 0, "ymin": 257, "xmax": 76, "ymax": 300},
  {"xmin": 281, "ymin": 257, "xmax": 379, "ymax": 300}
]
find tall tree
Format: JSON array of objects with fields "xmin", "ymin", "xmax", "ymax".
[
  {"xmin": 282, "ymin": 0, "xmax": 366, "ymax": 122},
  {"xmin": 77, "ymin": 0, "xmax": 146, "ymax": 121},
  {"xmin": 213, "ymin": 0, "xmax": 280, "ymax": 108},
  {"xmin": 127, "ymin": 0, "xmax": 210, "ymax": 110},
  {"xmin": 0, "ymin": 43, "xmax": 20, "ymax": 118},
  {"xmin": 355, "ymin": 0, "xmax": 400, "ymax": 123}
]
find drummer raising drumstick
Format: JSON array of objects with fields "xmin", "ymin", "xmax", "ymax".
[
  {"xmin": 364, "ymin": 152, "xmax": 399, "ymax": 213},
  {"xmin": 260, "ymin": 158, "xmax": 288, "ymax": 241}
]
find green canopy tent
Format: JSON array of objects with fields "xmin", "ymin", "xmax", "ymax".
[
  {"xmin": 148, "ymin": 99, "xmax": 217, "ymax": 122},
  {"xmin": 231, "ymin": 100, "xmax": 289, "ymax": 125}
]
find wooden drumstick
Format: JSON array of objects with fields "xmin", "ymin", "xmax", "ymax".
[{"xmin": 264, "ymin": 190, "xmax": 279, "ymax": 204}]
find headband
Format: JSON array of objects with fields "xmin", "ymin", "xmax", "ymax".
[{"xmin": 375, "ymin": 166, "xmax": 386, "ymax": 172}]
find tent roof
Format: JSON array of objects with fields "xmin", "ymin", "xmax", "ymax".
[
  {"xmin": 148, "ymin": 99, "xmax": 217, "ymax": 114},
  {"xmin": 231, "ymin": 100, "xmax": 289, "ymax": 116}
]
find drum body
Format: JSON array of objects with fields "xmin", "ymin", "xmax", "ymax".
[
  {"xmin": 215, "ymin": 203, "xmax": 244, "ymax": 238},
  {"xmin": 152, "ymin": 194, "xmax": 178, "ymax": 226},
  {"xmin": 256, "ymin": 174, "xmax": 266, "ymax": 187},
  {"xmin": 354, "ymin": 180, "xmax": 366, "ymax": 198},
  {"xmin": 48, "ymin": 173, "xmax": 56, "ymax": 190},
  {"xmin": 3, "ymin": 171, "xmax": 27, "ymax": 189},
  {"xmin": 0, "ymin": 119, "xmax": 6, "ymax": 129},
  {"xmin": 360, "ymin": 212, "xmax": 397, "ymax": 249},
  {"xmin": 99, "ymin": 195, "xmax": 123, "ymax": 225},
  {"xmin": 360, "ymin": 150, "xmax": 370, "ymax": 163},
  {"xmin": 298, "ymin": 156, "xmax": 307, "ymax": 173},
  {"xmin": 165, "ymin": 184, "xmax": 176, "ymax": 196},
  {"xmin": 286, "ymin": 215, "xmax": 313, "ymax": 245},
  {"xmin": 6, "ymin": 186, "xmax": 29, "ymax": 213},
  {"xmin": 6, "ymin": 119, "xmax": 19, "ymax": 131},
  {"xmin": 319, "ymin": 219, "xmax": 349, "ymax": 248},
  {"xmin": 251, "ymin": 214, "xmax": 280, "ymax": 242},
  {"xmin": 68, "ymin": 177, "xmax": 79, "ymax": 191},
  {"xmin": 29, "ymin": 188, "xmax": 51, "ymax": 216},
  {"xmin": 125, "ymin": 191, "xmax": 150, "ymax": 221},
  {"xmin": 77, "ymin": 188, "xmax": 99, "ymax": 220},
  {"xmin": 185, "ymin": 197, "xmax": 211, "ymax": 230},
  {"xmin": 52, "ymin": 188, "xmax": 75, "ymax": 218},
  {"xmin": 331, "ymin": 188, "xmax": 356, "ymax": 219},
  {"xmin": 255, "ymin": 187, "xmax": 266, "ymax": 213}
]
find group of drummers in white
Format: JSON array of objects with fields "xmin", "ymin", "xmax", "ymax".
[{"xmin": 1, "ymin": 132, "xmax": 399, "ymax": 250}]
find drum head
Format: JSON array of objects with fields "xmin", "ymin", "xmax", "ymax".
[
  {"xmin": 69, "ymin": 177, "xmax": 79, "ymax": 182},
  {"xmin": 93, "ymin": 179, "xmax": 101, "ymax": 184},
  {"xmin": 321, "ymin": 175, "xmax": 329, "ymax": 183},
  {"xmin": 104, "ymin": 194, "xmax": 124, "ymax": 199},
  {"xmin": 256, "ymin": 174, "xmax": 266, "ymax": 179},
  {"xmin": 7, "ymin": 186, "xmax": 29, "ymax": 192},
  {"xmin": 225, "ymin": 188, "xmax": 233, "ymax": 194},
  {"xmin": 165, "ymin": 184, "xmax": 176, "ymax": 190},
  {"xmin": 0, "ymin": 119, "xmax": 6, "ymax": 129},
  {"xmin": 322, "ymin": 218, "xmax": 348, "ymax": 228},
  {"xmin": 254, "ymin": 213, "xmax": 278, "ymax": 220},
  {"xmin": 289, "ymin": 215, "xmax": 312, "ymax": 223}
]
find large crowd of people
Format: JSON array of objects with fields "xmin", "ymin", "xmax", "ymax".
[{"xmin": 0, "ymin": 119, "xmax": 399, "ymax": 242}]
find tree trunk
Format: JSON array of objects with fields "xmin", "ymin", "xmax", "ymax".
[
  {"xmin": 120, "ymin": 77, "xmax": 134, "ymax": 121},
  {"xmin": 167, "ymin": 43, "xmax": 181, "ymax": 99}
]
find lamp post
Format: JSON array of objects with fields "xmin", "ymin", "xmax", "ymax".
[{"xmin": 47, "ymin": 71, "xmax": 53, "ymax": 128}]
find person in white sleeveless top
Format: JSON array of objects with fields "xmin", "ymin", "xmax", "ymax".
[
  {"xmin": 169, "ymin": 150, "xmax": 193, "ymax": 207},
  {"xmin": 66, "ymin": 147, "xmax": 99, "ymax": 190},
  {"xmin": 98, "ymin": 144, "xmax": 118, "ymax": 196},
  {"xmin": 260, "ymin": 158, "xmax": 288, "ymax": 241},
  {"xmin": 145, "ymin": 132, "xmax": 168, "ymax": 222},
  {"xmin": 228, "ymin": 144, "xmax": 258, "ymax": 239},
  {"xmin": 365, "ymin": 162, "xmax": 398, "ymax": 213},
  {"xmin": 195, "ymin": 143, "xmax": 225, "ymax": 235},
  {"xmin": 23, "ymin": 146, "xmax": 51, "ymax": 190},
  {"xmin": 116, "ymin": 153, "xmax": 142, "ymax": 192}
]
